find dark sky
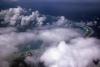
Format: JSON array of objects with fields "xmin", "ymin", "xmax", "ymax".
[{"xmin": 1, "ymin": 0, "xmax": 100, "ymax": 2}]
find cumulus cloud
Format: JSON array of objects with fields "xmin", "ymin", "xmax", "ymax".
[
  {"xmin": 0, "ymin": 7, "xmax": 100, "ymax": 67},
  {"xmin": 41, "ymin": 38, "xmax": 100, "ymax": 67},
  {"xmin": 0, "ymin": 7, "xmax": 24, "ymax": 26},
  {"xmin": 0, "ymin": 7, "xmax": 93, "ymax": 29},
  {"xmin": 0, "ymin": 7, "xmax": 47, "ymax": 28},
  {"xmin": 55, "ymin": 16, "xmax": 67, "ymax": 26}
]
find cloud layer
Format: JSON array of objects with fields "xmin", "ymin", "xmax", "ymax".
[{"xmin": 0, "ymin": 7, "xmax": 100, "ymax": 67}]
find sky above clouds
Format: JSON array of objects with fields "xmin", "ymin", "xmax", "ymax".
[
  {"xmin": 1, "ymin": 0, "xmax": 100, "ymax": 3},
  {"xmin": 1, "ymin": 0, "xmax": 18, "ymax": 2}
]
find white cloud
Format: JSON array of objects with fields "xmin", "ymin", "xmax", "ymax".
[
  {"xmin": 0, "ymin": 7, "xmax": 47, "ymax": 27},
  {"xmin": 0, "ymin": 32, "xmax": 35, "ymax": 67},
  {"xmin": 41, "ymin": 38, "xmax": 100, "ymax": 67},
  {"xmin": 55, "ymin": 16, "xmax": 67, "ymax": 26},
  {"xmin": 38, "ymin": 28, "xmax": 81, "ymax": 43},
  {"xmin": 36, "ymin": 15, "xmax": 46, "ymax": 26}
]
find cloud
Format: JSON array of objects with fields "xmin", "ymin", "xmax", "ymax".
[
  {"xmin": 0, "ymin": 27, "xmax": 17, "ymax": 34},
  {"xmin": 40, "ymin": 38, "xmax": 100, "ymax": 67},
  {"xmin": 0, "ymin": 32, "xmax": 36, "ymax": 67},
  {"xmin": 0, "ymin": 6, "xmax": 95, "ymax": 29},
  {"xmin": 0, "ymin": 27, "xmax": 81, "ymax": 67},
  {"xmin": 0, "ymin": 7, "xmax": 47, "ymax": 28},
  {"xmin": 38, "ymin": 28, "xmax": 81, "ymax": 43},
  {"xmin": 0, "ymin": 7, "xmax": 99, "ymax": 67}
]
